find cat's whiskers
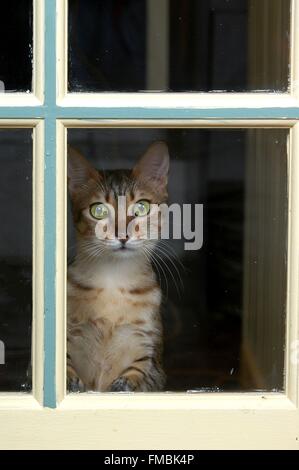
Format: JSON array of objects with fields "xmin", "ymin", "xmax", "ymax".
[
  {"xmin": 76, "ymin": 240, "xmax": 108, "ymax": 263},
  {"xmin": 142, "ymin": 244, "xmax": 169, "ymax": 300},
  {"xmin": 158, "ymin": 239, "xmax": 187, "ymax": 272},
  {"xmin": 149, "ymin": 245, "xmax": 181, "ymax": 298},
  {"xmin": 150, "ymin": 243, "xmax": 184, "ymax": 294},
  {"xmin": 140, "ymin": 245, "xmax": 162, "ymax": 287}
]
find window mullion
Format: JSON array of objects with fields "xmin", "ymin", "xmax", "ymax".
[{"xmin": 43, "ymin": 0, "xmax": 57, "ymax": 408}]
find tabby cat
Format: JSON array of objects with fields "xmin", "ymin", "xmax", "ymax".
[{"xmin": 67, "ymin": 142, "xmax": 169, "ymax": 392}]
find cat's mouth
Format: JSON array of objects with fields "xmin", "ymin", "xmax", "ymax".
[
  {"xmin": 112, "ymin": 244, "xmax": 137, "ymax": 257},
  {"xmin": 102, "ymin": 238, "xmax": 144, "ymax": 254},
  {"xmin": 117, "ymin": 243, "xmax": 135, "ymax": 252},
  {"xmin": 109, "ymin": 241, "xmax": 132, "ymax": 252},
  {"xmin": 113, "ymin": 240, "xmax": 142, "ymax": 254}
]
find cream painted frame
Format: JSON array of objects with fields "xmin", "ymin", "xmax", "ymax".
[{"xmin": 0, "ymin": 0, "xmax": 299, "ymax": 450}]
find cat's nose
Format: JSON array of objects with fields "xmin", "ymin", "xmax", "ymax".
[{"xmin": 119, "ymin": 236, "xmax": 129, "ymax": 246}]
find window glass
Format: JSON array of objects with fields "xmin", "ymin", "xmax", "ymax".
[
  {"xmin": 0, "ymin": 1, "xmax": 33, "ymax": 93},
  {"xmin": 68, "ymin": 0, "xmax": 290, "ymax": 93},
  {"xmin": 67, "ymin": 128, "xmax": 287, "ymax": 392},
  {"xmin": 0, "ymin": 129, "xmax": 32, "ymax": 392}
]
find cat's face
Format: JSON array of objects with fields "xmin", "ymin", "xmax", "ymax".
[{"xmin": 68, "ymin": 142, "xmax": 169, "ymax": 261}]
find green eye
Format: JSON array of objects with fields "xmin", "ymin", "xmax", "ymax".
[
  {"xmin": 134, "ymin": 200, "xmax": 150, "ymax": 217},
  {"xmin": 90, "ymin": 203, "xmax": 109, "ymax": 220}
]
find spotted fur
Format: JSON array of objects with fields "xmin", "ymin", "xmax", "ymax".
[{"xmin": 67, "ymin": 142, "xmax": 169, "ymax": 392}]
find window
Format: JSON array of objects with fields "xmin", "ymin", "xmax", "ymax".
[{"xmin": 0, "ymin": 0, "xmax": 299, "ymax": 449}]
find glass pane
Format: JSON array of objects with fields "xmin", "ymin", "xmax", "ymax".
[
  {"xmin": 0, "ymin": 1, "xmax": 33, "ymax": 93},
  {"xmin": 68, "ymin": 0, "xmax": 290, "ymax": 93},
  {"xmin": 0, "ymin": 130, "xmax": 32, "ymax": 391},
  {"xmin": 67, "ymin": 128, "xmax": 287, "ymax": 393}
]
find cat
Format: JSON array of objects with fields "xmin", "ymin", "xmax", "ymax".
[{"xmin": 67, "ymin": 141, "xmax": 169, "ymax": 392}]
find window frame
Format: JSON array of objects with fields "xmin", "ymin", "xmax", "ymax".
[{"xmin": 0, "ymin": 0, "xmax": 299, "ymax": 449}]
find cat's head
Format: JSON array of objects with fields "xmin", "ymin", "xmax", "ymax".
[{"xmin": 68, "ymin": 142, "xmax": 169, "ymax": 261}]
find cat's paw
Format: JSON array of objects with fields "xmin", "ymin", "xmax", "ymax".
[
  {"xmin": 68, "ymin": 376, "xmax": 85, "ymax": 393},
  {"xmin": 109, "ymin": 377, "xmax": 134, "ymax": 392}
]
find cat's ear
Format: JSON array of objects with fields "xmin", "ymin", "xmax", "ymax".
[
  {"xmin": 133, "ymin": 141, "xmax": 169, "ymax": 188},
  {"xmin": 68, "ymin": 146, "xmax": 100, "ymax": 197}
]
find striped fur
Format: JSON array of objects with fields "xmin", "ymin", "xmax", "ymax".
[{"xmin": 67, "ymin": 143, "xmax": 169, "ymax": 392}]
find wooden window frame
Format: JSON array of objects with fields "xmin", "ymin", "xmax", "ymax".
[{"xmin": 0, "ymin": 0, "xmax": 299, "ymax": 449}]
